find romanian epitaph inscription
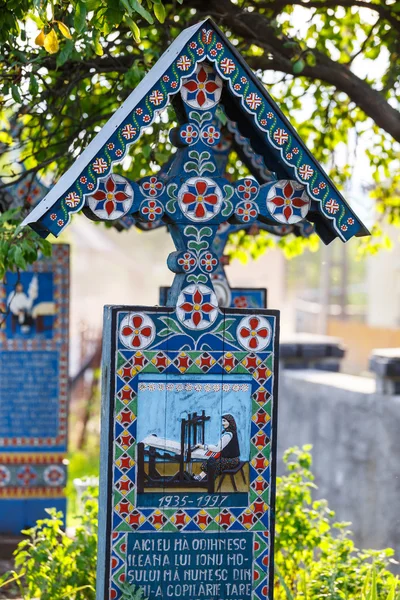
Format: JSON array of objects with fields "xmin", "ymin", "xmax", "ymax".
[
  {"xmin": 0, "ymin": 245, "xmax": 69, "ymax": 533},
  {"xmin": 126, "ymin": 533, "xmax": 253, "ymax": 599}
]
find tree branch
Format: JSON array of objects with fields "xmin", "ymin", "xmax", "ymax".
[{"xmin": 191, "ymin": 0, "xmax": 400, "ymax": 142}]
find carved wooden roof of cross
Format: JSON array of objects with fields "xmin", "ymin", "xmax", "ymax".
[{"xmin": 22, "ymin": 19, "xmax": 368, "ymax": 307}]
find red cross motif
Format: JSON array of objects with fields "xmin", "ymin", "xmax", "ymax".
[
  {"xmin": 149, "ymin": 90, "xmax": 164, "ymax": 106},
  {"xmin": 118, "ymin": 431, "xmax": 134, "ymax": 450},
  {"xmin": 175, "ymin": 352, "xmax": 191, "ymax": 372},
  {"xmin": 198, "ymin": 352, "xmax": 214, "ymax": 371},
  {"xmin": 219, "ymin": 510, "xmax": 233, "ymax": 528},
  {"xmin": 118, "ymin": 408, "xmax": 133, "ymax": 425},
  {"xmin": 127, "ymin": 511, "xmax": 143, "ymax": 529},
  {"xmin": 254, "ymin": 409, "xmax": 268, "ymax": 426},
  {"xmin": 196, "ymin": 511, "xmax": 211, "ymax": 529},
  {"xmin": 121, "ymin": 365, "xmax": 133, "ymax": 380},
  {"xmin": 253, "ymin": 430, "xmax": 268, "ymax": 449},
  {"xmin": 220, "ymin": 58, "xmax": 236, "ymax": 74},
  {"xmin": 253, "ymin": 478, "xmax": 267, "ymax": 493},
  {"xmin": 325, "ymin": 198, "xmax": 340, "ymax": 214},
  {"xmin": 117, "ymin": 454, "xmax": 134, "ymax": 471},
  {"xmin": 246, "ymin": 93, "xmax": 262, "ymax": 110},
  {"xmin": 17, "ymin": 466, "xmax": 37, "ymax": 486},
  {"xmin": 299, "ymin": 164, "xmax": 314, "ymax": 180},
  {"xmin": 173, "ymin": 512, "xmax": 188, "ymax": 528},
  {"xmin": 253, "ymin": 455, "xmax": 268, "ymax": 472},
  {"xmin": 273, "ymin": 128, "xmax": 289, "ymax": 145},
  {"xmin": 119, "ymin": 386, "xmax": 133, "ymax": 402},
  {"xmin": 152, "ymin": 352, "xmax": 169, "ymax": 370},
  {"xmin": 254, "ymin": 365, "xmax": 271, "ymax": 382},
  {"xmin": 121, "ymin": 124, "xmax": 136, "ymax": 140},
  {"xmin": 222, "ymin": 352, "xmax": 237, "ymax": 372},
  {"xmin": 116, "ymin": 476, "xmax": 132, "ymax": 494},
  {"xmin": 254, "ymin": 387, "xmax": 270, "ymax": 405},
  {"xmin": 177, "ymin": 55, "xmax": 191, "ymax": 71},
  {"xmin": 240, "ymin": 511, "xmax": 255, "ymax": 528},
  {"xmin": 252, "ymin": 498, "xmax": 267, "ymax": 517},
  {"xmin": 151, "ymin": 511, "xmax": 166, "ymax": 528},
  {"xmin": 116, "ymin": 499, "xmax": 133, "ymax": 517},
  {"xmin": 242, "ymin": 354, "xmax": 261, "ymax": 372},
  {"xmin": 92, "ymin": 158, "xmax": 108, "ymax": 174},
  {"xmin": 132, "ymin": 352, "xmax": 146, "ymax": 368}
]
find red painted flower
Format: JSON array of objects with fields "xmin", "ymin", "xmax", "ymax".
[
  {"xmin": 236, "ymin": 178, "xmax": 259, "ymax": 201},
  {"xmin": 121, "ymin": 315, "xmax": 153, "ymax": 348},
  {"xmin": 201, "ymin": 125, "xmax": 220, "ymax": 145},
  {"xmin": 183, "ymin": 66, "xmax": 220, "ymax": 107},
  {"xmin": 180, "ymin": 124, "xmax": 198, "ymax": 144},
  {"xmin": 179, "ymin": 287, "xmax": 216, "ymax": 327},
  {"xmin": 91, "ymin": 175, "xmax": 131, "ymax": 217},
  {"xmin": 239, "ymin": 317, "xmax": 270, "ymax": 350},
  {"xmin": 181, "ymin": 179, "xmax": 219, "ymax": 219},
  {"xmin": 177, "ymin": 252, "xmax": 197, "ymax": 272},
  {"xmin": 234, "ymin": 296, "xmax": 249, "ymax": 308},
  {"xmin": 141, "ymin": 176, "xmax": 164, "ymax": 197},
  {"xmin": 200, "ymin": 252, "xmax": 218, "ymax": 272},
  {"xmin": 267, "ymin": 180, "xmax": 309, "ymax": 223},
  {"xmin": 140, "ymin": 199, "xmax": 163, "ymax": 221},
  {"xmin": 236, "ymin": 201, "xmax": 258, "ymax": 222}
]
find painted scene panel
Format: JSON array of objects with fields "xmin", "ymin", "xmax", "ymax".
[{"xmin": 97, "ymin": 304, "xmax": 279, "ymax": 600}]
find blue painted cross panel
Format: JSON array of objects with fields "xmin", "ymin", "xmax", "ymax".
[
  {"xmin": 0, "ymin": 245, "xmax": 69, "ymax": 534},
  {"xmin": 159, "ymin": 286, "xmax": 267, "ymax": 310},
  {"xmin": 97, "ymin": 304, "xmax": 279, "ymax": 600}
]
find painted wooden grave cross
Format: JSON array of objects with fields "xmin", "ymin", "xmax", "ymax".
[{"xmin": 22, "ymin": 19, "xmax": 368, "ymax": 600}]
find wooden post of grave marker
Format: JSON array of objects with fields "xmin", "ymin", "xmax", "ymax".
[{"xmin": 21, "ymin": 19, "xmax": 368, "ymax": 600}]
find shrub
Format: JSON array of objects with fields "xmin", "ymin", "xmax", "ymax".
[{"xmin": 0, "ymin": 447, "xmax": 398, "ymax": 599}]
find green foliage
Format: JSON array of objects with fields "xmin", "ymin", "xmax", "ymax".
[
  {"xmin": 0, "ymin": 207, "xmax": 51, "ymax": 279},
  {"xmin": 1, "ymin": 447, "xmax": 398, "ymax": 599},
  {"xmin": 0, "ymin": 0, "xmax": 398, "ymax": 270},
  {"xmin": 120, "ymin": 581, "xmax": 149, "ymax": 600},
  {"xmin": 0, "ymin": 491, "xmax": 98, "ymax": 600},
  {"xmin": 274, "ymin": 446, "xmax": 399, "ymax": 599}
]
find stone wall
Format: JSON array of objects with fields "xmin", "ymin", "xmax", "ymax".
[{"xmin": 277, "ymin": 367, "xmax": 400, "ymax": 564}]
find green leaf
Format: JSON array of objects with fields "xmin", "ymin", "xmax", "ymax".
[
  {"xmin": 129, "ymin": 0, "xmax": 154, "ymax": 24},
  {"xmin": 93, "ymin": 30, "xmax": 103, "ymax": 56},
  {"xmin": 74, "ymin": 1, "xmax": 87, "ymax": 33},
  {"xmin": 120, "ymin": 0, "xmax": 132, "ymax": 15},
  {"xmin": 29, "ymin": 72, "xmax": 39, "ymax": 96},
  {"xmin": 184, "ymin": 161, "xmax": 198, "ymax": 173},
  {"xmin": 158, "ymin": 328, "xmax": 172, "ymax": 338},
  {"xmin": 184, "ymin": 226, "xmax": 198, "ymax": 238},
  {"xmin": 223, "ymin": 184, "xmax": 234, "ymax": 201},
  {"xmin": 125, "ymin": 16, "xmax": 141, "ymax": 43},
  {"xmin": 222, "ymin": 199, "xmax": 233, "ymax": 217},
  {"xmin": 56, "ymin": 39, "xmax": 74, "ymax": 67},
  {"xmin": 11, "ymin": 84, "xmax": 22, "ymax": 103},
  {"xmin": 166, "ymin": 197, "xmax": 176, "ymax": 213},
  {"xmin": 189, "ymin": 111, "xmax": 201, "ymax": 124},
  {"xmin": 293, "ymin": 58, "xmax": 305, "ymax": 74},
  {"xmin": 198, "ymin": 227, "xmax": 212, "ymax": 238},
  {"xmin": 13, "ymin": 246, "xmax": 27, "ymax": 270},
  {"xmin": 200, "ymin": 162, "xmax": 215, "ymax": 174},
  {"xmin": 158, "ymin": 316, "xmax": 183, "ymax": 335},
  {"xmin": 153, "ymin": 2, "xmax": 165, "ymax": 23}
]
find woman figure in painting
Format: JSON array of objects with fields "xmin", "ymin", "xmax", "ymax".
[{"xmin": 194, "ymin": 414, "xmax": 240, "ymax": 481}]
